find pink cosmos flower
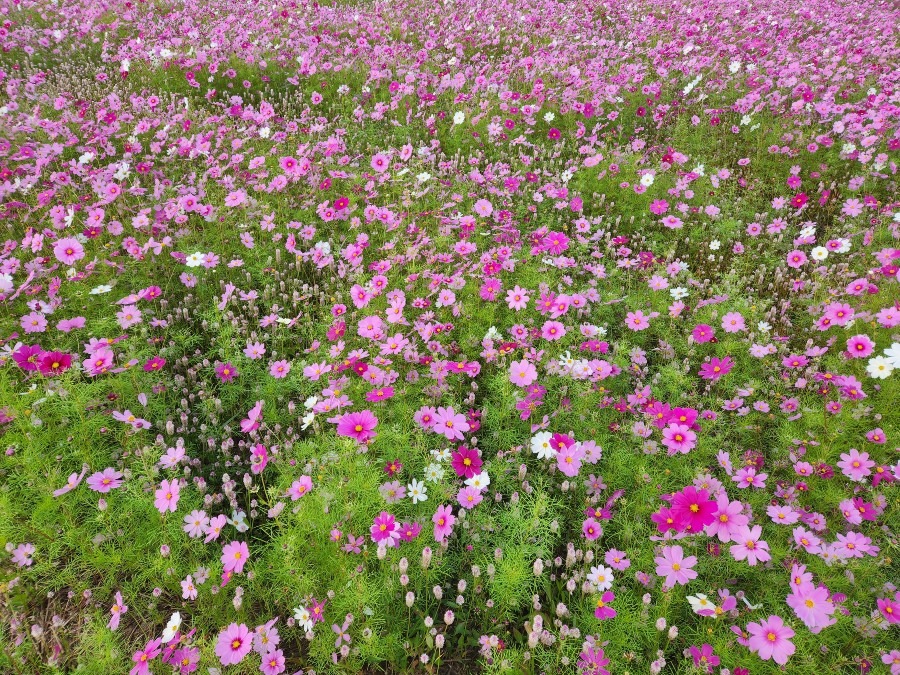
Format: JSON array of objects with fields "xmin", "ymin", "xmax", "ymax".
[
  {"xmin": 457, "ymin": 485, "xmax": 484, "ymax": 510},
  {"xmin": 53, "ymin": 466, "xmax": 88, "ymax": 497},
  {"xmin": 557, "ymin": 442, "xmax": 585, "ymax": 477},
  {"xmin": 87, "ymin": 468, "xmax": 124, "ymax": 493},
  {"xmin": 474, "ymin": 199, "xmax": 493, "ymax": 217},
  {"xmin": 250, "ymin": 443, "xmax": 268, "ymax": 474},
  {"xmin": 183, "ymin": 510, "xmax": 210, "ymax": 538},
  {"xmin": 721, "ymin": 312, "xmax": 746, "ymax": 333},
  {"xmin": 662, "ymin": 423, "xmax": 696, "ymax": 455},
  {"xmin": 837, "ymin": 448, "xmax": 874, "ymax": 482},
  {"xmin": 541, "ymin": 320, "xmax": 566, "ymax": 341},
  {"xmin": 215, "ymin": 362, "xmax": 238, "ymax": 382},
  {"xmin": 53, "ymin": 237, "xmax": 85, "ymax": 265},
  {"xmin": 131, "ymin": 638, "xmax": 161, "ymax": 675},
  {"xmin": 670, "ymin": 486, "xmax": 717, "ymax": 532},
  {"xmin": 733, "ymin": 466, "xmax": 768, "ymax": 489},
  {"xmin": 11, "ymin": 543, "xmax": 35, "ymax": 567},
  {"xmin": 689, "ymin": 644, "xmax": 719, "ymax": 673},
  {"xmin": 506, "ymin": 286, "xmax": 530, "ymax": 310},
  {"xmin": 204, "ymin": 515, "xmax": 227, "ymax": 543},
  {"xmin": 705, "ymin": 496, "xmax": 748, "ymax": 543},
  {"xmin": 698, "ymin": 356, "xmax": 733, "ymax": 381},
  {"xmin": 108, "ymin": 591, "xmax": 127, "ymax": 631},
  {"xmin": 583, "ymin": 517, "xmax": 602, "ymax": 540},
  {"xmin": 432, "ymin": 504, "xmax": 456, "ymax": 541},
  {"xmin": 260, "ymin": 649, "xmax": 286, "ymax": 675},
  {"xmin": 370, "ymin": 511, "xmax": 398, "ymax": 545},
  {"xmin": 509, "ymin": 359, "xmax": 538, "ymax": 387},
  {"xmin": 370, "ymin": 153, "xmax": 390, "ymax": 173},
  {"xmin": 154, "ymin": 479, "xmax": 181, "ymax": 513},
  {"xmin": 786, "ymin": 250, "xmax": 807, "ymax": 268},
  {"xmin": 594, "ymin": 591, "xmax": 616, "ymax": 620},
  {"xmin": 215, "ymin": 623, "xmax": 253, "ymax": 666},
  {"xmin": 221, "ymin": 541, "xmax": 250, "ymax": 574},
  {"xmin": 269, "ymin": 359, "xmax": 291, "ymax": 378},
  {"xmin": 625, "ymin": 310, "xmax": 651, "ymax": 331},
  {"xmin": 746, "ymin": 615, "xmax": 795, "ymax": 665},
  {"xmin": 432, "ymin": 406, "xmax": 469, "ymax": 441},
  {"xmin": 287, "ymin": 476, "xmax": 313, "ymax": 500},
  {"xmin": 786, "ymin": 583, "xmax": 835, "ymax": 631},
  {"xmin": 729, "ymin": 525, "xmax": 771, "ymax": 566},
  {"xmin": 336, "ymin": 410, "xmax": 378, "ymax": 444},
  {"xmin": 240, "ymin": 400, "xmax": 264, "ymax": 433},
  {"xmin": 654, "ymin": 545, "xmax": 697, "ymax": 587},
  {"xmin": 846, "ymin": 333, "xmax": 877, "ymax": 361},
  {"xmin": 877, "ymin": 593, "xmax": 900, "ymax": 624}
]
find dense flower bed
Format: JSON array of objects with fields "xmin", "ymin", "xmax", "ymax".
[{"xmin": 0, "ymin": 0, "xmax": 898, "ymax": 672}]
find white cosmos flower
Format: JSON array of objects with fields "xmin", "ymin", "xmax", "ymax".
[
  {"xmin": 810, "ymin": 246, "xmax": 829, "ymax": 261},
  {"xmin": 709, "ymin": 239, "xmax": 721, "ymax": 251},
  {"xmin": 407, "ymin": 479, "xmax": 428, "ymax": 503},
  {"xmin": 464, "ymin": 471, "xmax": 490, "ymax": 490},
  {"xmin": 293, "ymin": 606, "xmax": 314, "ymax": 632},
  {"xmin": 453, "ymin": 111, "xmax": 465, "ymax": 125},
  {"xmin": 587, "ymin": 565, "xmax": 614, "ymax": 591},
  {"xmin": 866, "ymin": 356, "xmax": 894, "ymax": 379},
  {"xmin": 543, "ymin": 111, "xmax": 555, "ymax": 123},
  {"xmin": 640, "ymin": 173, "xmax": 655, "ymax": 187},
  {"xmin": 301, "ymin": 411, "xmax": 315, "ymax": 430},
  {"xmin": 424, "ymin": 463, "xmax": 445, "ymax": 483},
  {"xmin": 90, "ymin": 284, "xmax": 113, "ymax": 295},
  {"xmin": 883, "ymin": 342, "xmax": 900, "ymax": 368},
  {"xmin": 757, "ymin": 321, "xmax": 772, "ymax": 332},
  {"xmin": 185, "ymin": 252, "xmax": 205, "ymax": 267},
  {"xmin": 161, "ymin": 612, "xmax": 182, "ymax": 643},
  {"xmin": 531, "ymin": 431, "xmax": 555, "ymax": 460}
]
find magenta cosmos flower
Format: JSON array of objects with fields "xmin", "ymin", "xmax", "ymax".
[
  {"xmin": 215, "ymin": 623, "xmax": 253, "ymax": 666},
  {"xmin": 654, "ymin": 545, "xmax": 697, "ymax": 587},
  {"xmin": 670, "ymin": 486, "xmax": 716, "ymax": 532},
  {"xmin": 746, "ymin": 615, "xmax": 796, "ymax": 665},
  {"xmin": 336, "ymin": 410, "xmax": 378, "ymax": 444},
  {"xmin": 451, "ymin": 446, "xmax": 483, "ymax": 478}
]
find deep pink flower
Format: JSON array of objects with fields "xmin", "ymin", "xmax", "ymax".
[
  {"xmin": 432, "ymin": 504, "xmax": 456, "ymax": 541},
  {"xmin": 670, "ymin": 486, "xmax": 717, "ymax": 532},
  {"xmin": 746, "ymin": 615, "xmax": 796, "ymax": 665},
  {"xmin": 451, "ymin": 447, "xmax": 482, "ymax": 478},
  {"xmin": 336, "ymin": 410, "xmax": 378, "ymax": 444}
]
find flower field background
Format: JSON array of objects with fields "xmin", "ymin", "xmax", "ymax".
[{"xmin": 0, "ymin": 0, "xmax": 899, "ymax": 672}]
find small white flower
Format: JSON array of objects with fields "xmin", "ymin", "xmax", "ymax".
[
  {"xmin": 883, "ymin": 342, "xmax": 900, "ymax": 368},
  {"xmin": 258, "ymin": 126, "xmax": 271, "ymax": 139},
  {"xmin": 424, "ymin": 463, "xmax": 445, "ymax": 483},
  {"xmin": 301, "ymin": 412, "xmax": 315, "ymax": 430},
  {"xmin": 729, "ymin": 61, "xmax": 742, "ymax": 73},
  {"xmin": 866, "ymin": 356, "xmax": 894, "ymax": 379},
  {"xmin": 293, "ymin": 606, "xmax": 314, "ymax": 632},
  {"xmin": 709, "ymin": 239, "xmax": 721, "ymax": 251},
  {"xmin": 531, "ymin": 431, "xmax": 555, "ymax": 460},
  {"xmin": 799, "ymin": 225, "xmax": 817, "ymax": 238},
  {"xmin": 304, "ymin": 396, "xmax": 318, "ymax": 409},
  {"xmin": 757, "ymin": 321, "xmax": 772, "ymax": 332},
  {"xmin": 543, "ymin": 111, "xmax": 555, "ymax": 123},
  {"xmin": 431, "ymin": 447, "xmax": 451, "ymax": 462},
  {"xmin": 558, "ymin": 351, "xmax": 575, "ymax": 369},
  {"xmin": 416, "ymin": 172, "xmax": 431, "ymax": 183},
  {"xmin": 407, "ymin": 478, "xmax": 428, "ymax": 503},
  {"xmin": 161, "ymin": 612, "xmax": 181, "ymax": 643},
  {"xmin": 669, "ymin": 287, "xmax": 688, "ymax": 300},
  {"xmin": 185, "ymin": 252, "xmax": 205, "ymax": 267},
  {"xmin": 464, "ymin": 471, "xmax": 490, "ymax": 490},
  {"xmin": 453, "ymin": 111, "xmax": 465, "ymax": 125},
  {"xmin": 587, "ymin": 565, "xmax": 614, "ymax": 591},
  {"xmin": 810, "ymin": 246, "xmax": 829, "ymax": 261},
  {"xmin": 90, "ymin": 284, "xmax": 113, "ymax": 295},
  {"xmin": 640, "ymin": 173, "xmax": 655, "ymax": 187}
]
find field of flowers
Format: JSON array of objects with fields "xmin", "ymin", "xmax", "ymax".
[{"xmin": 0, "ymin": 0, "xmax": 899, "ymax": 672}]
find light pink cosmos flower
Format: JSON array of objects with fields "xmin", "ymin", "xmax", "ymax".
[
  {"xmin": 53, "ymin": 237, "xmax": 85, "ymax": 265},
  {"xmin": 215, "ymin": 623, "xmax": 253, "ymax": 666},
  {"xmin": 746, "ymin": 615, "xmax": 795, "ymax": 665},
  {"xmin": 541, "ymin": 320, "xmax": 566, "ymax": 341},
  {"xmin": 654, "ymin": 545, "xmax": 697, "ymax": 587},
  {"xmin": 154, "ymin": 479, "xmax": 181, "ymax": 513},
  {"xmin": 108, "ymin": 591, "xmax": 127, "ymax": 631},
  {"xmin": 370, "ymin": 153, "xmax": 390, "ymax": 173},
  {"xmin": 222, "ymin": 541, "xmax": 250, "ymax": 574},
  {"xmin": 269, "ymin": 359, "xmax": 291, "ymax": 378},
  {"xmin": 509, "ymin": 359, "xmax": 537, "ymax": 387},
  {"xmin": 86, "ymin": 467, "xmax": 124, "ymax": 493},
  {"xmin": 557, "ymin": 442, "xmax": 585, "ymax": 477},
  {"xmin": 721, "ymin": 312, "xmax": 746, "ymax": 333},
  {"xmin": 625, "ymin": 310, "xmax": 651, "ymax": 331},
  {"xmin": 183, "ymin": 510, "xmax": 210, "ymax": 538},
  {"xmin": 54, "ymin": 465, "xmax": 88, "ymax": 497},
  {"xmin": 11, "ymin": 543, "xmax": 35, "ymax": 567},
  {"xmin": 287, "ymin": 476, "xmax": 313, "ymax": 500},
  {"xmin": 786, "ymin": 582, "xmax": 835, "ymax": 632},
  {"xmin": 506, "ymin": 286, "xmax": 530, "ymax": 310},
  {"xmin": 837, "ymin": 448, "xmax": 874, "ymax": 482},
  {"xmin": 432, "ymin": 406, "xmax": 469, "ymax": 441},
  {"xmin": 204, "ymin": 514, "xmax": 228, "ymax": 543},
  {"xmin": 473, "ymin": 199, "xmax": 493, "ymax": 217},
  {"xmin": 729, "ymin": 525, "xmax": 770, "ymax": 566}
]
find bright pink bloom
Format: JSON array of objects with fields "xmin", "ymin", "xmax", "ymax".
[
  {"xmin": 746, "ymin": 615, "xmax": 795, "ymax": 665},
  {"xmin": 215, "ymin": 623, "xmax": 253, "ymax": 666},
  {"xmin": 432, "ymin": 504, "xmax": 456, "ymax": 541},
  {"xmin": 221, "ymin": 541, "xmax": 249, "ymax": 574},
  {"xmin": 336, "ymin": 410, "xmax": 379, "ymax": 444},
  {"xmin": 451, "ymin": 447, "xmax": 482, "ymax": 478},
  {"xmin": 87, "ymin": 467, "xmax": 124, "ymax": 493},
  {"xmin": 432, "ymin": 406, "xmax": 469, "ymax": 441},
  {"xmin": 670, "ymin": 486, "xmax": 717, "ymax": 532}
]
